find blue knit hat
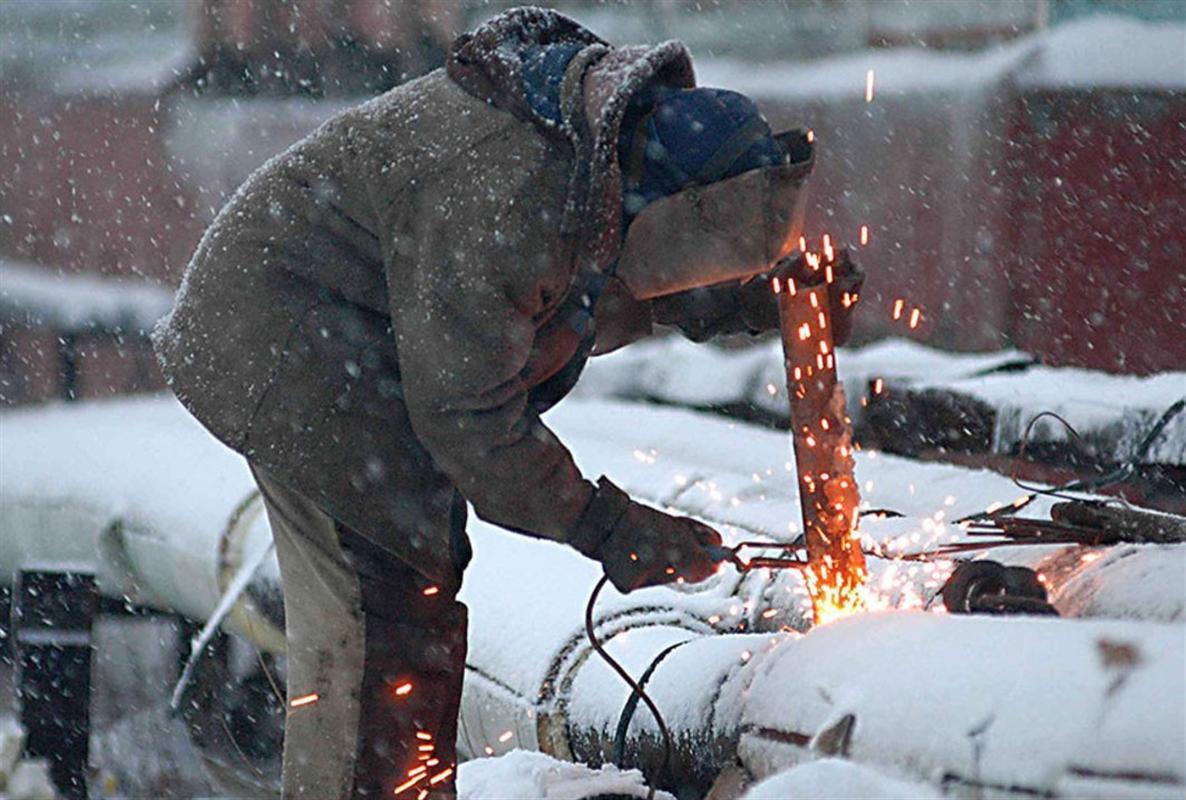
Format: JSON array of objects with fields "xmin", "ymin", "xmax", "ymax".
[{"xmin": 620, "ymin": 88, "xmax": 785, "ymax": 219}]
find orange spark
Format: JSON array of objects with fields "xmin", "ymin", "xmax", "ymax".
[
  {"xmin": 415, "ymin": 731, "xmax": 433, "ymax": 741},
  {"xmin": 892, "ymin": 299, "xmax": 905, "ymax": 320},
  {"xmin": 873, "ymin": 378, "xmax": 884, "ymax": 394},
  {"xmin": 394, "ymin": 682, "xmax": 413, "ymax": 697},
  {"xmin": 289, "ymin": 693, "xmax": 319, "ymax": 708},
  {"xmin": 865, "ymin": 69, "xmax": 875, "ymax": 102},
  {"xmin": 498, "ymin": 731, "xmax": 513, "ymax": 743},
  {"xmin": 806, "ymin": 129, "xmax": 815, "ymax": 143},
  {"xmin": 429, "ymin": 768, "xmax": 455, "ymax": 786},
  {"xmin": 909, "ymin": 308, "xmax": 922, "ymax": 329},
  {"xmin": 422, "ymin": 586, "xmax": 439, "ymax": 597},
  {"xmin": 394, "ymin": 774, "xmax": 427, "ymax": 794},
  {"xmin": 860, "ymin": 224, "xmax": 869, "ymax": 245}
]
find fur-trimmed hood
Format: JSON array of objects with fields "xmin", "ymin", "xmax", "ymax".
[{"xmin": 447, "ymin": 7, "xmax": 696, "ymax": 271}]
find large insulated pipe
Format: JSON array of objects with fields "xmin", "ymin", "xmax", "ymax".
[
  {"xmin": 737, "ymin": 612, "xmax": 1185, "ymax": 799},
  {"xmin": 459, "ymin": 607, "xmax": 1185, "ymax": 799},
  {"xmin": 0, "ymin": 399, "xmax": 285, "ymax": 654}
]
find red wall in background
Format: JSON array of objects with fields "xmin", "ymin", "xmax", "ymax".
[
  {"xmin": 1012, "ymin": 90, "xmax": 1186, "ymax": 374},
  {"xmin": 762, "ymin": 84, "xmax": 1186, "ymax": 375},
  {"xmin": 1, "ymin": 72, "xmax": 1183, "ymax": 409},
  {"xmin": 0, "ymin": 88, "xmax": 204, "ymax": 283}
]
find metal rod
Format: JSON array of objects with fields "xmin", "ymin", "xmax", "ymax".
[{"xmin": 774, "ymin": 258, "xmax": 867, "ymax": 624}]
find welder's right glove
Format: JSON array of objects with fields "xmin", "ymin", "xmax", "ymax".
[{"xmin": 568, "ymin": 477, "xmax": 724, "ymax": 593}]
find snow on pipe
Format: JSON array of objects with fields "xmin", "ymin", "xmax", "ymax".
[
  {"xmin": 4, "ymin": 398, "xmax": 1184, "ymax": 798},
  {"xmin": 0, "ymin": 490, "xmax": 285, "ymax": 656},
  {"xmin": 5, "ymin": 480, "xmax": 1181, "ymax": 800},
  {"xmin": 739, "ymin": 612, "xmax": 1185, "ymax": 798},
  {"xmin": 457, "ymin": 607, "xmax": 1185, "ymax": 799}
]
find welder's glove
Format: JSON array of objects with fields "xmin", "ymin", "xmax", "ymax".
[
  {"xmin": 741, "ymin": 249, "xmax": 865, "ymax": 346},
  {"xmin": 568, "ymin": 477, "xmax": 724, "ymax": 593}
]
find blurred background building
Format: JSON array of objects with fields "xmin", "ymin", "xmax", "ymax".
[{"xmin": 1, "ymin": 0, "xmax": 1183, "ymax": 405}]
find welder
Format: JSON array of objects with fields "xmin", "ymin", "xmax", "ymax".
[{"xmin": 154, "ymin": 8, "xmax": 859, "ymax": 799}]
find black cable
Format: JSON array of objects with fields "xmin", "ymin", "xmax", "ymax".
[
  {"xmin": 954, "ymin": 398, "xmax": 1186, "ymax": 525},
  {"xmin": 612, "ymin": 640, "xmax": 688, "ymax": 767},
  {"xmin": 585, "ymin": 575, "xmax": 673, "ymax": 800},
  {"xmin": 1010, "ymin": 411, "xmax": 1099, "ymax": 502},
  {"xmin": 1013, "ymin": 399, "xmax": 1186, "ymax": 500}
]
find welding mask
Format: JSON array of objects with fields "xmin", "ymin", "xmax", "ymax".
[{"xmin": 614, "ymin": 127, "xmax": 813, "ymax": 300}]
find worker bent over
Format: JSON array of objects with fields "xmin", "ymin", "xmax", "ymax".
[{"xmin": 154, "ymin": 7, "xmax": 860, "ymax": 799}]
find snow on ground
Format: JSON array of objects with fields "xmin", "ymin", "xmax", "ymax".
[
  {"xmin": 575, "ymin": 335, "xmax": 1186, "ymax": 465},
  {"xmin": 739, "ymin": 612, "xmax": 1184, "ymax": 794},
  {"xmin": 0, "ymin": 258, "xmax": 173, "ymax": 333},
  {"xmin": 0, "ymin": 394, "xmax": 267, "ymax": 626},
  {"xmin": 458, "ymin": 750, "xmax": 670, "ymax": 800},
  {"xmin": 741, "ymin": 758, "xmax": 941, "ymax": 800},
  {"xmin": 574, "ymin": 335, "xmax": 1030, "ymax": 421},
  {"xmin": 0, "ymin": 717, "xmax": 56, "ymax": 800},
  {"xmin": 698, "ymin": 15, "xmax": 1186, "ymax": 100}
]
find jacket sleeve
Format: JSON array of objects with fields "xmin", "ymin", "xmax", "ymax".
[
  {"xmin": 650, "ymin": 276, "xmax": 779, "ymax": 342},
  {"xmin": 385, "ymin": 143, "xmax": 595, "ymax": 543}
]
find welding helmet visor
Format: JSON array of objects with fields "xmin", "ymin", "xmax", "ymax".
[{"xmin": 614, "ymin": 130, "xmax": 813, "ymax": 300}]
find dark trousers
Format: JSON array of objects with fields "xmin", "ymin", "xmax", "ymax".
[{"xmin": 250, "ymin": 463, "xmax": 467, "ymax": 800}]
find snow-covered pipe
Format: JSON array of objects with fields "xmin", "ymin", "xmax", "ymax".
[
  {"xmin": 738, "ymin": 612, "xmax": 1185, "ymax": 799},
  {"xmin": 460, "ymin": 607, "xmax": 1185, "ymax": 798},
  {"xmin": 0, "ymin": 398, "xmax": 285, "ymax": 654}
]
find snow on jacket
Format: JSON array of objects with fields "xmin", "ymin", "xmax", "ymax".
[{"xmin": 153, "ymin": 7, "xmax": 813, "ymax": 589}]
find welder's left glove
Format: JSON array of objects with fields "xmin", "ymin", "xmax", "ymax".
[
  {"xmin": 568, "ymin": 477, "xmax": 724, "ymax": 593},
  {"xmin": 740, "ymin": 249, "xmax": 865, "ymax": 345}
]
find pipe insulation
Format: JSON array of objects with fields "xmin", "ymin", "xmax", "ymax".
[
  {"xmin": 0, "ymin": 397, "xmax": 285, "ymax": 653},
  {"xmin": 738, "ymin": 612, "xmax": 1185, "ymax": 799}
]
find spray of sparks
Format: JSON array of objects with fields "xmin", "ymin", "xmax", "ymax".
[{"xmin": 394, "ymin": 729, "xmax": 453, "ymax": 797}]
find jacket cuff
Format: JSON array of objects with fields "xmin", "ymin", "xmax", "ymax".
[
  {"xmin": 737, "ymin": 274, "xmax": 781, "ymax": 333},
  {"xmin": 567, "ymin": 476, "xmax": 631, "ymax": 557}
]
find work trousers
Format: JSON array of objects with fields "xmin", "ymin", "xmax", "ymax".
[{"xmin": 250, "ymin": 464, "xmax": 468, "ymax": 800}]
